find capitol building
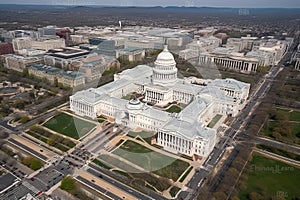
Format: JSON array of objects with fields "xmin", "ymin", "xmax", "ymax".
[{"xmin": 70, "ymin": 45, "xmax": 250, "ymax": 157}]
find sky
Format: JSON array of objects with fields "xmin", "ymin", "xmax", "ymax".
[{"xmin": 0, "ymin": 0, "xmax": 299, "ymax": 8}]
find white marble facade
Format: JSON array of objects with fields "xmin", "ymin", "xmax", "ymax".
[{"xmin": 70, "ymin": 45, "xmax": 250, "ymax": 157}]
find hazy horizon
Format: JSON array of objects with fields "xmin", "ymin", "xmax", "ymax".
[{"xmin": 0, "ymin": 0, "xmax": 299, "ymax": 8}]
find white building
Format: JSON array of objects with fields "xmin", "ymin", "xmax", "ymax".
[
  {"xmin": 12, "ymin": 37, "xmax": 32, "ymax": 52},
  {"xmin": 179, "ymin": 36, "xmax": 222, "ymax": 60},
  {"xmin": 70, "ymin": 45, "xmax": 250, "ymax": 157},
  {"xmin": 31, "ymin": 38, "xmax": 65, "ymax": 51},
  {"xmin": 198, "ymin": 47, "xmax": 259, "ymax": 73},
  {"xmin": 116, "ymin": 48, "xmax": 145, "ymax": 62},
  {"xmin": 12, "ymin": 37, "xmax": 65, "ymax": 53},
  {"xmin": 3, "ymin": 54, "xmax": 41, "ymax": 72}
]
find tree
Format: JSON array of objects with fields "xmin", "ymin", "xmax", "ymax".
[
  {"xmin": 47, "ymin": 136, "xmax": 56, "ymax": 146},
  {"xmin": 13, "ymin": 99, "xmax": 26, "ymax": 109},
  {"xmin": 22, "ymin": 156, "xmax": 42, "ymax": 170},
  {"xmin": 213, "ymin": 191, "xmax": 227, "ymax": 200},
  {"xmin": 22, "ymin": 68, "xmax": 29, "ymax": 77},
  {"xmin": 272, "ymin": 131, "xmax": 282, "ymax": 140},
  {"xmin": 20, "ymin": 116, "xmax": 30, "ymax": 124},
  {"xmin": 231, "ymin": 196, "xmax": 240, "ymax": 200},
  {"xmin": 60, "ymin": 176, "xmax": 76, "ymax": 192},
  {"xmin": 54, "ymin": 77, "xmax": 59, "ymax": 87},
  {"xmin": 30, "ymin": 159, "xmax": 42, "ymax": 170},
  {"xmin": 248, "ymin": 192, "xmax": 263, "ymax": 200}
]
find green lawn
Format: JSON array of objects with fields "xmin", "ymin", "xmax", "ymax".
[
  {"xmin": 92, "ymin": 158, "xmax": 112, "ymax": 170},
  {"xmin": 256, "ymin": 144, "xmax": 300, "ymax": 162},
  {"xmin": 127, "ymin": 131, "xmax": 154, "ymax": 144},
  {"xmin": 97, "ymin": 118, "xmax": 106, "ymax": 123},
  {"xmin": 208, "ymin": 114, "xmax": 223, "ymax": 128},
  {"xmin": 239, "ymin": 152, "xmax": 300, "ymax": 199},
  {"xmin": 113, "ymin": 140, "xmax": 189, "ymax": 181},
  {"xmin": 26, "ymin": 126, "xmax": 76, "ymax": 152},
  {"xmin": 43, "ymin": 113, "xmax": 96, "ymax": 139},
  {"xmin": 276, "ymin": 107, "xmax": 300, "ymax": 122},
  {"xmin": 169, "ymin": 186, "xmax": 181, "ymax": 197},
  {"xmin": 262, "ymin": 120, "xmax": 300, "ymax": 145},
  {"xmin": 121, "ymin": 93, "xmax": 135, "ymax": 100},
  {"xmin": 98, "ymin": 154, "xmax": 142, "ymax": 173},
  {"xmin": 165, "ymin": 105, "xmax": 182, "ymax": 113},
  {"xmin": 112, "ymin": 169, "xmax": 130, "ymax": 178},
  {"xmin": 179, "ymin": 166, "xmax": 193, "ymax": 182}
]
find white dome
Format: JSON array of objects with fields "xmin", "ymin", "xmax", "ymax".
[
  {"xmin": 126, "ymin": 99, "xmax": 143, "ymax": 110},
  {"xmin": 155, "ymin": 45, "xmax": 176, "ymax": 66}
]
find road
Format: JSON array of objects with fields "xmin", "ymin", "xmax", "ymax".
[
  {"xmin": 1, "ymin": 38, "xmax": 298, "ymax": 200},
  {"xmin": 178, "ymin": 40, "xmax": 299, "ymax": 200}
]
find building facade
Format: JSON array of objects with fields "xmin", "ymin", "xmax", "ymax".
[
  {"xmin": 3, "ymin": 54, "xmax": 41, "ymax": 72},
  {"xmin": 70, "ymin": 46, "xmax": 250, "ymax": 157},
  {"xmin": 0, "ymin": 43, "xmax": 14, "ymax": 55}
]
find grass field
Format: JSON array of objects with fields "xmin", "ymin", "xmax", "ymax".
[
  {"xmin": 208, "ymin": 114, "xmax": 222, "ymax": 128},
  {"xmin": 276, "ymin": 107, "xmax": 300, "ymax": 121},
  {"xmin": 169, "ymin": 186, "xmax": 181, "ymax": 197},
  {"xmin": 256, "ymin": 144, "xmax": 300, "ymax": 162},
  {"xmin": 262, "ymin": 119, "xmax": 300, "ymax": 145},
  {"xmin": 92, "ymin": 158, "xmax": 112, "ymax": 170},
  {"xmin": 239, "ymin": 152, "xmax": 300, "ymax": 199},
  {"xmin": 127, "ymin": 131, "xmax": 154, "ymax": 144},
  {"xmin": 98, "ymin": 154, "xmax": 142, "ymax": 173},
  {"xmin": 261, "ymin": 107, "xmax": 300, "ymax": 145},
  {"xmin": 113, "ymin": 140, "xmax": 189, "ymax": 181},
  {"xmin": 165, "ymin": 105, "xmax": 182, "ymax": 113},
  {"xmin": 43, "ymin": 113, "xmax": 96, "ymax": 139},
  {"xmin": 179, "ymin": 166, "xmax": 193, "ymax": 182}
]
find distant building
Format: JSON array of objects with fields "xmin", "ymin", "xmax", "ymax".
[
  {"xmin": 12, "ymin": 37, "xmax": 32, "ymax": 52},
  {"xmin": 18, "ymin": 49, "xmax": 46, "ymax": 57},
  {"xmin": 116, "ymin": 48, "xmax": 145, "ymax": 62},
  {"xmin": 90, "ymin": 38, "xmax": 124, "ymax": 57},
  {"xmin": 56, "ymin": 28, "xmax": 71, "ymax": 40},
  {"xmin": 38, "ymin": 25, "xmax": 59, "ymax": 37},
  {"xmin": 12, "ymin": 37, "xmax": 65, "ymax": 53},
  {"xmin": 251, "ymin": 38, "xmax": 290, "ymax": 64},
  {"xmin": 29, "ymin": 64, "xmax": 61, "ymax": 83},
  {"xmin": 0, "ymin": 43, "xmax": 14, "ymax": 55},
  {"xmin": 43, "ymin": 47, "xmax": 90, "ymax": 70},
  {"xmin": 245, "ymin": 50, "xmax": 276, "ymax": 66},
  {"xmin": 213, "ymin": 32, "xmax": 228, "ymax": 40},
  {"xmin": 198, "ymin": 47, "xmax": 259, "ymax": 73},
  {"xmin": 124, "ymin": 36, "xmax": 163, "ymax": 50},
  {"xmin": 31, "ymin": 38, "xmax": 65, "ymax": 51},
  {"xmin": 79, "ymin": 53, "xmax": 120, "ymax": 82},
  {"xmin": 226, "ymin": 36, "xmax": 257, "ymax": 52},
  {"xmin": 29, "ymin": 64, "xmax": 85, "ymax": 87},
  {"xmin": 89, "ymin": 38, "xmax": 106, "ymax": 45},
  {"xmin": 57, "ymin": 71, "xmax": 85, "ymax": 88},
  {"xmin": 179, "ymin": 36, "xmax": 222, "ymax": 60},
  {"xmin": 2, "ymin": 54, "xmax": 41, "ymax": 72},
  {"xmin": 70, "ymin": 35, "xmax": 88, "ymax": 45}
]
